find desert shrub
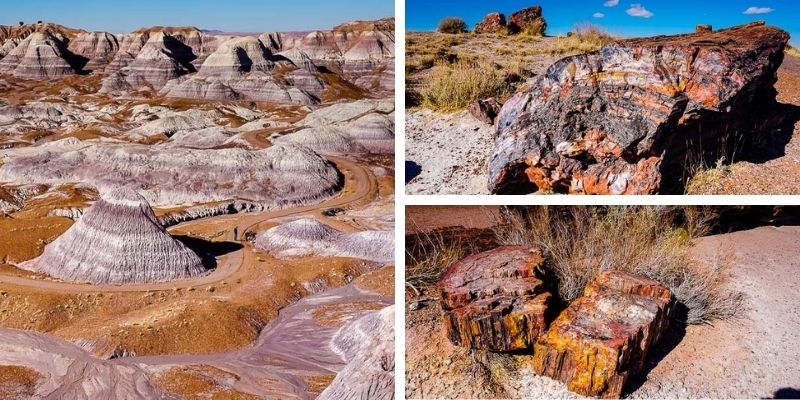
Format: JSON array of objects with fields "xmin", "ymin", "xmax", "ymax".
[
  {"xmin": 520, "ymin": 19, "xmax": 546, "ymax": 37},
  {"xmin": 493, "ymin": 206, "xmax": 743, "ymax": 324},
  {"xmin": 438, "ymin": 17, "xmax": 468, "ymax": 34},
  {"xmin": 545, "ymin": 23, "xmax": 614, "ymax": 54},
  {"xmin": 405, "ymin": 229, "xmax": 467, "ymax": 296},
  {"xmin": 786, "ymin": 44, "xmax": 800, "ymax": 58},
  {"xmin": 421, "ymin": 59, "xmax": 509, "ymax": 111}
]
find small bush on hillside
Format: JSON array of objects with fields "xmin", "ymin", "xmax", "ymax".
[
  {"xmin": 521, "ymin": 19, "xmax": 546, "ymax": 37},
  {"xmin": 438, "ymin": 17, "xmax": 468, "ymax": 34},
  {"xmin": 493, "ymin": 206, "xmax": 744, "ymax": 325},
  {"xmin": 421, "ymin": 58, "xmax": 509, "ymax": 111},
  {"xmin": 405, "ymin": 230, "xmax": 466, "ymax": 296},
  {"xmin": 546, "ymin": 23, "xmax": 614, "ymax": 54}
]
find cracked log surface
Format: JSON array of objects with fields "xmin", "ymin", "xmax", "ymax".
[
  {"xmin": 532, "ymin": 270, "xmax": 673, "ymax": 398},
  {"xmin": 439, "ymin": 246, "xmax": 555, "ymax": 352},
  {"xmin": 489, "ymin": 22, "xmax": 789, "ymax": 194}
]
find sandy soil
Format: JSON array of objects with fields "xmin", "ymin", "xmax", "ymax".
[
  {"xmin": 405, "ymin": 205, "xmax": 499, "ymax": 234},
  {"xmin": 405, "ymin": 207, "xmax": 800, "ymax": 399},
  {"xmin": 405, "ymin": 109, "xmax": 494, "ymax": 194}
]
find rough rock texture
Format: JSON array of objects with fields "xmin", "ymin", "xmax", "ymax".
[
  {"xmin": 475, "ymin": 13, "xmax": 507, "ymax": 34},
  {"xmin": 532, "ymin": 270, "xmax": 673, "ymax": 398},
  {"xmin": 27, "ymin": 187, "xmax": 205, "ymax": 284},
  {"xmin": 68, "ymin": 31, "xmax": 119, "ymax": 73},
  {"xmin": 469, "ymin": 98, "xmax": 502, "ymax": 124},
  {"xmin": 489, "ymin": 23, "xmax": 789, "ymax": 194},
  {"xmin": 0, "ymin": 32, "xmax": 76, "ymax": 78},
  {"xmin": 439, "ymin": 246, "xmax": 555, "ymax": 352},
  {"xmin": 508, "ymin": 6, "xmax": 546, "ymax": 34},
  {"xmin": 319, "ymin": 305, "xmax": 395, "ymax": 400}
]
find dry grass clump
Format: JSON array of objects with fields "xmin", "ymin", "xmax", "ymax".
[
  {"xmin": 786, "ymin": 44, "xmax": 800, "ymax": 58},
  {"xmin": 405, "ymin": 230, "xmax": 467, "ymax": 296},
  {"xmin": 520, "ymin": 19, "xmax": 546, "ymax": 37},
  {"xmin": 420, "ymin": 58, "xmax": 510, "ymax": 111},
  {"xmin": 493, "ymin": 206, "xmax": 744, "ymax": 324},
  {"xmin": 545, "ymin": 24, "xmax": 614, "ymax": 55},
  {"xmin": 438, "ymin": 17, "xmax": 468, "ymax": 34}
]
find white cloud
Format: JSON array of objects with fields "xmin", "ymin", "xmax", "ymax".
[
  {"xmin": 626, "ymin": 3, "xmax": 654, "ymax": 18},
  {"xmin": 743, "ymin": 6, "xmax": 774, "ymax": 14},
  {"xmin": 593, "ymin": 12, "xmax": 605, "ymax": 18},
  {"xmin": 604, "ymin": 0, "xmax": 620, "ymax": 6}
]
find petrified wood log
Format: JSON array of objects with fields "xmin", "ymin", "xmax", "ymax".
[
  {"xmin": 474, "ymin": 12, "xmax": 507, "ymax": 34},
  {"xmin": 439, "ymin": 246, "xmax": 555, "ymax": 352},
  {"xmin": 532, "ymin": 270, "xmax": 673, "ymax": 398},
  {"xmin": 489, "ymin": 22, "xmax": 789, "ymax": 194}
]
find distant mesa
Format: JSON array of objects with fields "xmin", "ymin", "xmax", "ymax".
[
  {"xmin": 0, "ymin": 18, "xmax": 394, "ymax": 103},
  {"xmin": 25, "ymin": 187, "xmax": 206, "ymax": 285}
]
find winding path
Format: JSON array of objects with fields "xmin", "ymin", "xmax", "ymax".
[
  {"xmin": 0, "ymin": 155, "xmax": 378, "ymax": 293},
  {"xmin": 0, "ymin": 155, "xmax": 389, "ymax": 398}
]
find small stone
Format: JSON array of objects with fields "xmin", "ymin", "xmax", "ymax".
[{"xmin": 468, "ymin": 98, "xmax": 502, "ymax": 125}]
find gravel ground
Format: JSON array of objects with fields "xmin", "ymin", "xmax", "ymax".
[{"xmin": 405, "ymin": 109, "xmax": 494, "ymax": 195}]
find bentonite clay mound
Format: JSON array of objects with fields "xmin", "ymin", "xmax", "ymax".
[
  {"xmin": 27, "ymin": 187, "xmax": 205, "ymax": 284},
  {"xmin": 532, "ymin": 270, "xmax": 673, "ymax": 398},
  {"xmin": 489, "ymin": 22, "xmax": 789, "ymax": 194},
  {"xmin": 439, "ymin": 246, "xmax": 555, "ymax": 352},
  {"xmin": 319, "ymin": 305, "xmax": 395, "ymax": 400}
]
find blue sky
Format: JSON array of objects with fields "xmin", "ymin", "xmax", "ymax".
[
  {"xmin": 407, "ymin": 0, "xmax": 798, "ymax": 44},
  {"xmin": 0, "ymin": 0, "xmax": 394, "ymax": 33}
]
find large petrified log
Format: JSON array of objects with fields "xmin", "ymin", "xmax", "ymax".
[
  {"xmin": 474, "ymin": 12, "xmax": 507, "ymax": 34},
  {"xmin": 532, "ymin": 270, "xmax": 673, "ymax": 398},
  {"xmin": 439, "ymin": 246, "xmax": 555, "ymax": 352},
  {"xmin": 489, "ymin": 22, "xmax": 789, "ymax": 194}
]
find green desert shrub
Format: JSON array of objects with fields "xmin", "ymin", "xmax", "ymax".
[{"xmin": 438, "ymin": 17, "xmax": 468, "ymax": 34}]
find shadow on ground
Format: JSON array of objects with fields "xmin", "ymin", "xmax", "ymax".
[
  {"xmin": 771, "ymin": 388, "xmax": 800, "ymax": 399},
  {"xmin": 745, "ymin": 103, "xmax": 800, "ymax": 164},
  {"xmin": 406, "ymin": 160, "xmax": 422, "ymax": 183},
  {"xmin": 174, "ymin": 235, "xmax": 243, "ymax": 270}
]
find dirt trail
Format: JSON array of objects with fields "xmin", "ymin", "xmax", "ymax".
[
  {"xmin": 0, "ymin": 155, "xmax": 388, "ymax": 398},
  {"xmin": 0, "ymin": 282, "xmax": 391, "ymax": 399},
  {"xmin": 0, "ymin": 156, "xmax": 377, "ymax": 294},
  {"xmin": 635, "ymin": 225, "xmax": 800, "ymax": 398}
]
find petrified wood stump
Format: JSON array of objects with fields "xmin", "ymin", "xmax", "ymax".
[
  {"xmin": 532, "ymin": 270, "xmax": 673, "ymax": 398},
  {"xmin": 440, "ymin": 246, "xmax": 555, "ymax": 352},
  {"xmin": 489, "ymin": 22, "xmax": 789, "ymax": 194}
]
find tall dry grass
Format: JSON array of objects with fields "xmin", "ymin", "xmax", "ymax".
[
  {"xmin": 493, "ymin": 206, "xmax": 744, "ymax": 324},
  {"xmin": 543, "ymin": 24, "xmax": 614, "ymax": 54},
  {"xmin": 405, "ymin": 229, "xmax": 467, "ymax": 296},
  {"xmin": 420, "ymin": 58, "xmax": 510, "ymax": 111}
]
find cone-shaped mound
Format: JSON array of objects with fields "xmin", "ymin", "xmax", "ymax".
[
  {"xmin": 333, "ymin": 231, "xmax": 394, "ymax": 263},
  {"xmin": 33, "ymin": 187, "xmax": 205, "ymax": 284},
  {"xmin": 254, "ymin": 218, "xmax": 342, "ymax": 255}
]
